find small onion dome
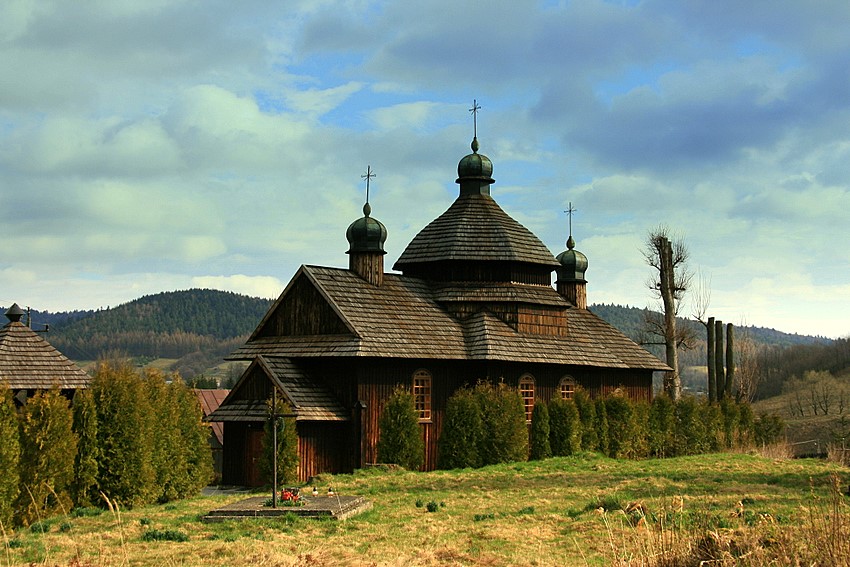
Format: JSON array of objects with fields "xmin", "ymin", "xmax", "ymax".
[
  {"xmin": 456, "ymin": 137, "xmax": 494, "ymax": 183},
  {"xmin": 5, "ymin": 303, "xmax": 24, "ymax": 323},
  {"xmin": 556, "ymin": 235, "xmax": 588, "ymax": 281},
  {"xmin": 346, "ymin": 202, "xmax": 388, "ymax": 254}
]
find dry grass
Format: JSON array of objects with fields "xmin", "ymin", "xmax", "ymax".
[{"xmin": 1, "ymin": 452, "xmax": 847, "ymax": 566}]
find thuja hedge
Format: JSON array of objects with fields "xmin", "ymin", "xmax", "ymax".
[
  {"xmin": 437, "ymin": 385, "xmax": 784, "ymax": 470},
  {"xmin": 0, "ymin": 361, "xmax": 212, "ymax": 527},
  {"xmin": 438, "ymin": 382, "xmax": 528, "ymax": 469}
]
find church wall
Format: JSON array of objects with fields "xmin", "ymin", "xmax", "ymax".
[{"xmin": 298, "ymin": 358, "xmax": 652, "ymax": 474}]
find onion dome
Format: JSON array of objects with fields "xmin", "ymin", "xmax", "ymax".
[
  {"xmin": 456, "ymin": 137, "xmax": 495, "ymax": 196},
  {"xmin": 556, "ymin": 235, "xmax": 588, "ymax": 281},
  {"xmin": 346, "ymin": 202, "xmax": 387, "ymax": 255}
]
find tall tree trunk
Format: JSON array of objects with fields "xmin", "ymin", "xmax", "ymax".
[
  {"xmin": 726, "ymin": 323, "xmax": 735, "ymax": 400},
  {"xmin": 659, "ymin": 237, "xmax": 681, "ymax": 400},
  {"xmin": 715, "ymin": 320, "xmax": 725, "ymax": 400},
  {"xmin": 707, "ymin": 317, "xmax": 716, "ymax": 403}
]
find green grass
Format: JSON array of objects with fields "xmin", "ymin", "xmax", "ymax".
[{"xmin": 1, "ymin": 452, "xmax": 847, "ymax": 566}]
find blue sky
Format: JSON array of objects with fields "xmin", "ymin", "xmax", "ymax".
[{"xmin": 1, "ymin": 0, "xmax": 849, "ymax": 338}]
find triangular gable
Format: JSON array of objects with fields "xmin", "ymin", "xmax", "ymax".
[
  {"xmin": 250, "ymin": 266, "xmax": 358, "ymax": 341},
  {"xmin": 208, "ymin": 356, "xmax": 347, "ymax": 422}
]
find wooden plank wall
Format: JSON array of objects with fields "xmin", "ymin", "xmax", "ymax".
[
  {"xmin": 297, "ymin": 422, "xmax": 348, "ymax": 482},
  {"xmin": 291, "ymin": 359, "xmax": 653, "ymax": 476}
]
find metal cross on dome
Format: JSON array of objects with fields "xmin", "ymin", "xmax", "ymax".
[
  {"xmin": 361, "ymin": 165, "xmax": 375, "ymax": 204},
  {"xmin": 469, "ymin": 99, "xmax": 481, "ymax": 138},
  {"xmin": 564, "ymin": 202, "xmax": 577, "ymax": 236}
]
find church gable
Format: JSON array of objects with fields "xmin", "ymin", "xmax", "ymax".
[{"xmin": 253, "ymin": 268, "xmax": 354, "ymax": 339}]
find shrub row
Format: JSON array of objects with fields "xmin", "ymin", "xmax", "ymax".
[
  {"xmin": 0, "ymin": 360, "xmax": 212, "ymax": 527},
  {"xmin": 431, "ymin": 383, "xmax": 785, "ymax": 470},
  {"xmin": 534, "ymin": 391, "xmax": 784, "ymax": 461}
]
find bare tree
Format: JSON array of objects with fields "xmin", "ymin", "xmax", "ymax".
[
  {"xmin": 643, "ymin": 226, "xmax": 693, "ymax": 400},
  {"xmin": 734, "ymin": 321, "xmax": 762, "ymax": 403},
  {"xmin": 692, "ymin": 271, "xmax": 717, "ymax": 401}
]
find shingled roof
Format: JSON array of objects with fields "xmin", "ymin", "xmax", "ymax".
[
  {"xmin": 229, "ymin": 266, "xmax": 668, "ymax": 371},
  {"xmin": 393, "ymin": 194, "xmax": 560, "ymax": 270},
  {"xmin": 0, "ymin": 318, "xmax": 91, "ymax": 390},
  {"xmin": 208, "ymin": 356, "xmax": 348, "ymax": 422}
]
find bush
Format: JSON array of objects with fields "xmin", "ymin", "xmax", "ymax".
[
  {"xmin": 595, "ymin": 398, "xmax": 609, "ymax": 456},
  {"xmin": 0, "ymin": 385, "xmax": 20, "ymax": 528},
  {"xmin": 437, "ymin": 387, "xmax": 483, "ymax": 469},
  {"xmin": 16, "ymin": 388, "xmax": 77, "ymax": 526},
  {"xmin": 91, "ymin": 360, "xmax": 156, "ymax": 507},
  {"xmin": 648, "ymin": 395, "xmax": 676, "ymax": 457},
  {"xmin": 604, "ymin": 395, "xmax": 637, "ymax": 459},
  {"xmin": 377, "ymin": 387, "xmax": 424, "ymax": 471},
  {"xmin": 72, "ymin": 389, "xmax": 100, "ymax": 507},
  {"xmin": 548, "ymin": 397, "xmax": 580, "ymax": 456},
  {"xmin": 573, "ymin": 388, "xmax": 597, "ymax": 451},
  {"xmin": 475, "ymin": 382, "xmax": 528, "ymax": 465},
  {"xmin": 719, "ymin": 399, "xmax": 739, "ymax": 448},
  {"xmin": 529, "ymin": 401, "xmax": 551, "ymax": 460},
  {"xmin": 754, "ymin": 412, "xmax": 785, "ymax": 446}
]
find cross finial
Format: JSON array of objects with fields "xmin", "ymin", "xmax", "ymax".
[
  {"xmin": 361, "ymin": 165, "xmax": 376, "ymax": 202},
  {"xmin": 565, "ymin": 202, "xmax": 577, "ymax": 234},
  {"xmin": 361, "ymin": 165, "xmax": 376, "ymax": 216},
  {"xmin": 564, "ymin": 202, "xmax": 577, "ymax": 249},
  {"xmin": 469, "ymin": 99, "xmax": 481, "ymax": 139}
]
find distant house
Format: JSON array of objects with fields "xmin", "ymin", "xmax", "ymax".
[
  {"xmin": 209, "ymin": 134, "xmax": 668, "ymax": 484},
  {"xmin": 195, "ymin": 389, "xmax": 229, "ymax": 483},
  {"xmin": 0, "ymin": 303, "xmax": 90, "ymax": 403}
]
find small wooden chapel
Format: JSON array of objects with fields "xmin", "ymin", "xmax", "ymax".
[{"xmin": 209, "ymin": 124, "xmax": 668, "ymax": 484}]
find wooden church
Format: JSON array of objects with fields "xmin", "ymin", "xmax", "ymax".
[{"xmin": 209, "ymin": 131, "xmax": 668, "ymax": 484}]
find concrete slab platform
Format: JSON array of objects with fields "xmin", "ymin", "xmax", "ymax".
[{"xmin": 202, "ymin": 495, "xmax": 372, "ymax": 522}]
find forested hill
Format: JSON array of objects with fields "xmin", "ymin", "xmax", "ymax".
[
  {"xmin": 588, "ymin": 303, "xmax": 826, "ymax": 349},
  {"xmin": 31, "ymin": 290, "xmax": 274, "ymax": 370}
]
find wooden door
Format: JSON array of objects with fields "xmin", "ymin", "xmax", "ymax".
[{"xmin": 246, "ymin": 429, "xmax": 265, "ymax": 487}]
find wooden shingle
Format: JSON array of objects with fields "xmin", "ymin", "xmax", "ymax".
[{"xmin": 0, "ymin": 320, "xmax": 91, "ymax": 390}]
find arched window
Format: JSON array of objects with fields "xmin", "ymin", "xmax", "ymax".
[
  {"xmin": 559, "ymin": 376, "xmax": 576, "ymax": 400},
  {"xmin": 519, "ymin": 374, "xmax": 535, "ymax": 422},
  {"xmin": 412, "ymin": 369, "xmax": 432, "ymax": 422}
]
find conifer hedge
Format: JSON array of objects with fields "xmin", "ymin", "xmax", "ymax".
[
  {"xmin": 475, "ymin": 382, "xmax": 528, "ymax": 465},
  {"xmin": 377, "ymin": 386, "xmax": 424, "ymax": 471},
  {"xmin": 529, "ymin": 401, "xmax": 551, "ymax": 460},
  {"xmin": 16, "ymin": 388, "xmax": 77, "ymax": 526},
  {"xmin": 548, "ymin": 397, "xmax": 580, "ymax": 456},
  {"xmin": 0, "ymin": 386, "xmax": 20, "ymax": 528},
  {"xmin": 437, "ymin": 387, "xmax": 483, "ymax": 469}
]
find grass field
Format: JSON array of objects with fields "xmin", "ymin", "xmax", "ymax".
[{"xmin": 2, "ymin": 451, "xmax": 848, "ymax": 566}]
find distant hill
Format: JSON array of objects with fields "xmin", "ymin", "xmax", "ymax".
[{"xmin": 588, "ymin": 303, "xmax": 827, "ymax": 351}]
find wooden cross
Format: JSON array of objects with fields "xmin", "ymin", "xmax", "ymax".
[
  {"xmin": 361, "ymin": 165, "xmax": 375, "ymax": 203},
  {"xmin": 564, "ymin": 202, "xmax": 577, "ymax": 236},
  {"xmin": 469, "ymin": 99, "xmax": 481, "ymax": 138}
]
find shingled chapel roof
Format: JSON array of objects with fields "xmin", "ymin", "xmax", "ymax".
[
  {"xmin": 229, "ymin": 266, "xmax": 668, "ymax": 371},
  {"xmin": 393, "ymin": 193, "xmax": 560, "ymax": 269},
  {"xmin": 0, "ymin": 306, "xmax": 91, "ymax": 390}
]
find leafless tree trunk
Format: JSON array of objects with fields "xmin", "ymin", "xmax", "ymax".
[{"xmin": 644, "ymin": 226, "xmax": 692, "ymax": 401}]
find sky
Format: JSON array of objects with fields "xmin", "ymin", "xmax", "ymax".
[{"xmin": 1, "ymin": 0, "xmax": 849, "ymax": 339}]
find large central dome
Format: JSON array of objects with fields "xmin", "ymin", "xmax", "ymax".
[{"xmin": 393, "ymin": 137, "xmax": 559, "ymax": 282}]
